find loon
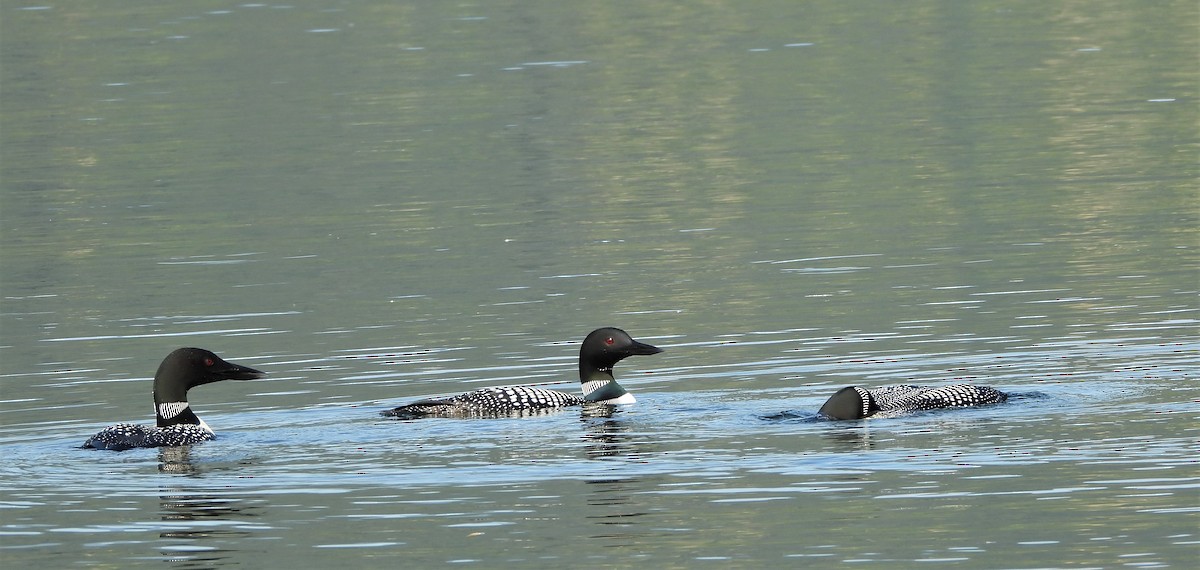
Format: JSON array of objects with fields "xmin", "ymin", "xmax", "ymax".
[
  {"xmin": 818, "ymin": 384, "xmax": 1007, "ymax": 420},
  {"xmin": 381, "ymin": 327, "xmax": 662, "ymax": 419},
  {"xmin": 82, "ymin": 348, "xmax": 266, "ymax": 451}
]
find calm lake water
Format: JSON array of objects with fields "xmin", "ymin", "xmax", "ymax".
[{"xmin": 2, "ymin": 1, "xmax": 1197, "ymax": 568}]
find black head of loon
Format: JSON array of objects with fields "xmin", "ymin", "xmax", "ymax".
[
  {"xmin": 578, "ymin": 327, "xmax": 663, "ymax": 403},
  {"xmin": 152, "ymin": 347, "xmax": 266, "ymax": 427},
  {"xmin": 83, "ymin": 348, "xmax": 266, "ymax": 451},
  {"xmin": 817, "ymin": 386, "xmax": 879, "ymax": 420}
]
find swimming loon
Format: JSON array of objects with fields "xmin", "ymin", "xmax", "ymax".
[
  {"xmin": 381, "ymin": 327, "xmax": 663, "ymax": 419},
  {"xmin": 818, "ymin": 384, "xmax": 1007, "ymax": 420},
  {"xmin": 82, "ymin": 348, "xmax": 266, "ymax": 451}
]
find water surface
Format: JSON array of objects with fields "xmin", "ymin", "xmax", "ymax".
[{"xmin": 2, "ymin": 1, "xmax": 1197, "ymax": 568}]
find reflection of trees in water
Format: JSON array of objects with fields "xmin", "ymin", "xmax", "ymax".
[{"xmin": 156, "ymin": 447, "xmax": 263, "ymax": 570}]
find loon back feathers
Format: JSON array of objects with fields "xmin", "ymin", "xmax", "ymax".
[
  {"xmin": 870, "ymin": 384, "xmax": 1007, "ymax": 412},
  {"xmin": 819, "ymin": 384, "xmax": 1007, "ymax": 420},
  {"xmin": 84, "ymin": 422, "xmax": 215, "ymax": 451},
  {"xmin": 382, "ymin": 327, "xmax": 662, "ymax": 420},
  {"xmin": 382, "ymin": 386, "xmax": 586, "ymax": 419},
  {"xmin": 82, "ymin": 348, "xmax": 266, "ymax": 451}
]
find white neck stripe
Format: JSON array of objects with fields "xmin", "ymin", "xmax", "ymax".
[
  {"xmin": 581, "ymin": 380, "xmax": 609, "ymax": 396},
  {"xmin": 158, "ymin": 401, "xmax": 190, "ymax": 419}
]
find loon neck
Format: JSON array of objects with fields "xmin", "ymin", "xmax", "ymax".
[
  {"xmin": 156, "ymin": 401, "xmax": 202, "ymax": 428},
  {"xmin": 153, "ymin": 376, "xmax": 197, "ymax": 427},
  {"xmin": 580, "ymin": 369, "xmax": 633, "ymax": 403}
]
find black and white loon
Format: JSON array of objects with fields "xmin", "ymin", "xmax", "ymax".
[
  {"xmin": 381, "ymin": 327, "xmax": 662, "ymax": 419},
  {"xmin": 82, "ymin": 348, "xmax": 266, "ymax": 451},
  {"xmin": 818, "ymin": 384, "xmax": 1007, "ymax": 420}
]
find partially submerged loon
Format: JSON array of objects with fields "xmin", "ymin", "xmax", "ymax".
[
  {"xmin": 83, "ymin": 348, "xmax": 266, "ymax": 451},
  {"xmin": 818, "ymin": 384, "xmax": 1007, "ymax": 420},
  {"xmin": 382, "ymin": 327, "xmax": 662, "ymax": 419}
]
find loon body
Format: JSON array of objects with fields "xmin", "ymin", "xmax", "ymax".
[
  {"xmin": 818, "ymin": 384, "xmax": 1007, "ymax": 420},
  {"xmin": 83, "ymin": 348, "xmax": 266, "ymax": 451},
  {"xmin": 382, "ymin": 327, "xmax": 662, "ymax": 419}
]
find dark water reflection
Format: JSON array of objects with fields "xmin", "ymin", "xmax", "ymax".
[{"xmin": 156, "ymin": 487, "xmax": 260, "ymax": 570}]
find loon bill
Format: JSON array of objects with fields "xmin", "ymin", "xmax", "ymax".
[
  {"xmin": 83, "ymin": 348, "xmax": 266, "ymax": 451},
  {"xmin": 382, "ymin": 327, "xmax": 663, "ymax": 419},
  {"xmin": 818, "ymin": 384, "xmax": 1007, "ymax": 420}
]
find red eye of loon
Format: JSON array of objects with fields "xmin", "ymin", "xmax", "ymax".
[
  {"xmin": 204, "ymin": 357, "xmax": 214, "ymax": 366},
  {"xmin": 605, "ymin": 337, "xmax": 615, "ymax": 345}
]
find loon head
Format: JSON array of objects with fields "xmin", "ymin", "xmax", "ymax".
[
  {"xmin": 578, "ymin": 327, "xmax": 662, "ymax": 403},
  {"xmin": 818, "ymin": 386, "xmax": 879, "ymax": 420},
  {"xmin": 152, "ymin": 348, "xmax": 266, "ymax": 427}
]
